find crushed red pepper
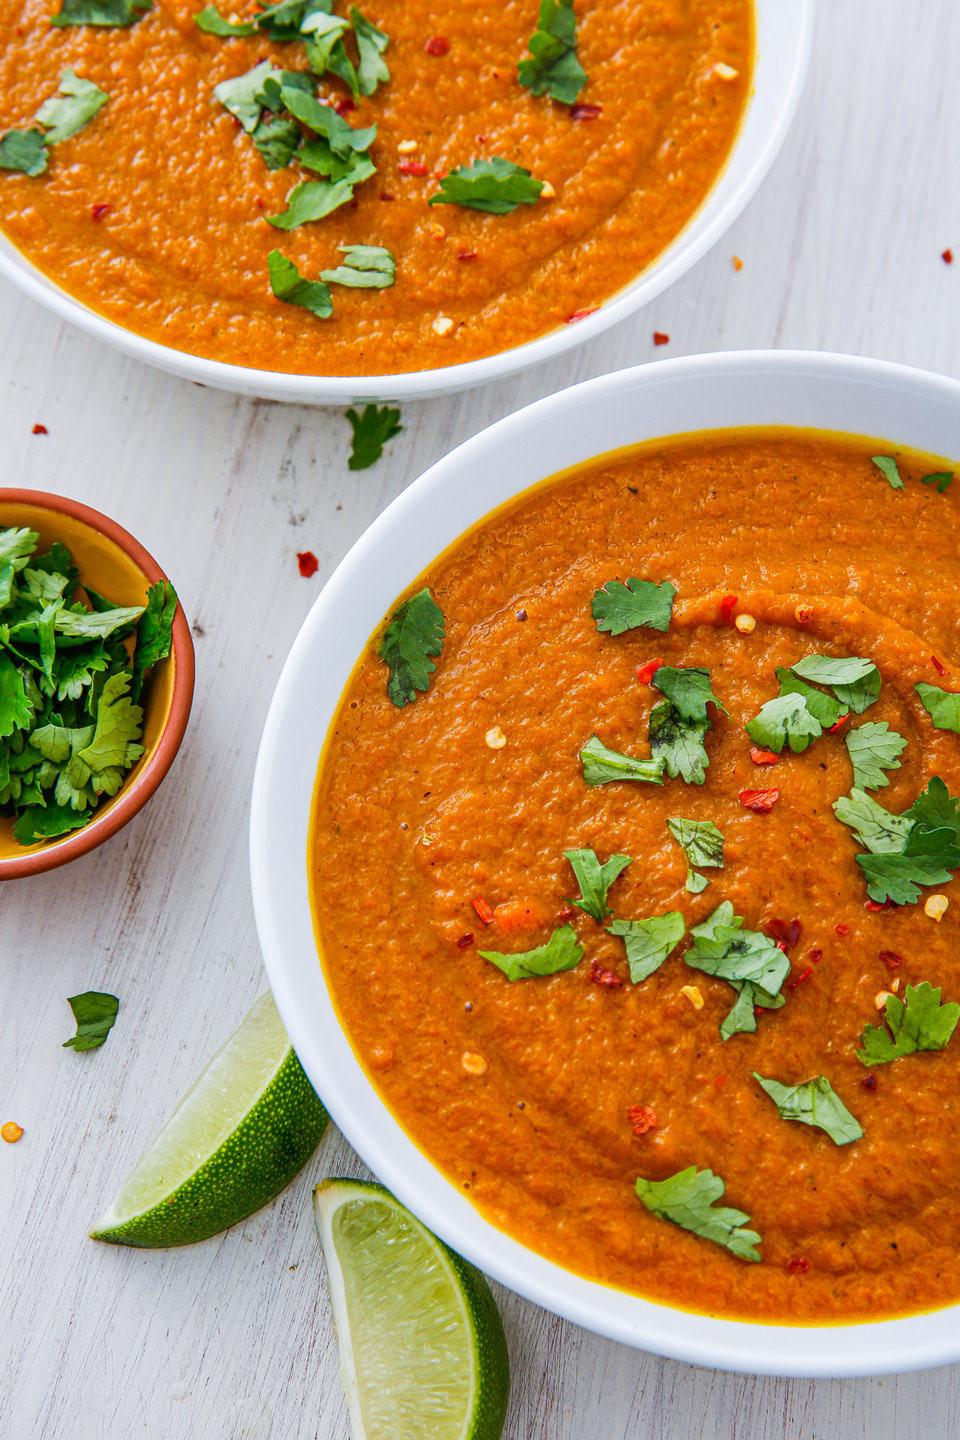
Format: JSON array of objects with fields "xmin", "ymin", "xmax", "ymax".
[
  {"xmin": 808, "ymin": 948, "xmax": 823, "ymax": 963},
  {"xmin": 627, "ymin": 1104, "xmax": 657, "ymax": 1135},
  {"xmin": 835, "ymin": 923, "xmax": 851, "ymax": 936},
  {"xmin": 750, "ymin": 747, "xmax": 778, "ymax": 765},
  {"xmin": 788, "ymin": 1257, "xmax": 810, "ymax": 1275},
  {"xmin": 31, "ymin": 423, "xmax": 47, "ymax": 435},
  {"xmin": 719, "ymin": 593, "xmax": 739, "ymax": 621},
  {"xmin": 425, "ymin": 34, "xmax": 450, "ymax": 55},
  {"xmin": 653, "ymin": 331, "xmax": 670, "ymax": 346},
  {"xmin": 943, "ymin": 249, "xmax": 954, "ymax": 264},
  {"xmin": 862, "ymin": 1074, "xmax": 879, "ymax": 1090},
  {"xmin": 828, "ymin": 713, "xmax": 850, "ymax": 733},
  {"xmin": 768, "ymin": 917, "xmax": 801, "ymax": 948},
  {"xmin": 880, "ymin": 950, "xmax": 903, "ymax": 969},
  {"xmin": 635, "ymin": 658, "xmax": 664, "ymax": 685},
  {"xmin": 456, "ymin": 933, "xmax": 475, "ymax": 949},
  {"xmin": 398, "ymin": 160, "xmax": 430, "ymax": 176},
  {"xmin": 932, "ymin": 655, "xmax": 947, "ymax": 676},
  {"xmin": 566, "ymin": 307, "xmax": 599, "ymax": 324},
  {"xmin": 571, "ymin": 103, "xmax": 603, "ymax": 120},
  {"xmin": 739, "ymin": 788, "xmax": 779, "ymax": 812},
  {"xmin": 790, "ymin": 967, "xmax": 812, "ymax": 989},
  {"xmin": 91, "ymin": 203, "xmax": 110, "ymax": 221},
  {"xmin": 590, "ymin": 958, "xmax": 622, "ymax": 988},
  {"xmin": 472, "ymin": 896, "xmax": 496, "ymax": 925},
  {"xmin": 297, "ymin": 551, "xmax": 319, "ymax": 577}
]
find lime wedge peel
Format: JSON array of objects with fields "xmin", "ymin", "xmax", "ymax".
[
  {"xmin": 314, "ymin": 1178, "xmax": 510, "ymax": 1440},
  {"xmin": 91, "ymin": 992, "xmax": 328, "ymax": 1247}
]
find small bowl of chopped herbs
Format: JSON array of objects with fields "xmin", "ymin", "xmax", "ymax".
[{"xmin": 0, "ymin": 490, "xmax": 194, "ymax": 878}]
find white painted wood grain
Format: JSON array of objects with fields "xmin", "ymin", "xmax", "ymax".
[{"xmin": 4, "ymin": 1, "xmax": 960, "ymax": 1434}]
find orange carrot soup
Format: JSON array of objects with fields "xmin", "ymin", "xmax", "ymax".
[
  {"xmin": 0, "ymin": 0, "xmax": 751, "ymax": 375},
  {"xmin": 310, "ymin": 431, "xmax": 960, "ymax": 1324}
]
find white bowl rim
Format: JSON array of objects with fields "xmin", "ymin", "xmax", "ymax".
[
  {"xmin": 250, "ymin": 348, "xmax": 960, "ymax": 1377},
  {"xmin": 0, "ymin": 0, "xmax": 813, "ymax": 404}
]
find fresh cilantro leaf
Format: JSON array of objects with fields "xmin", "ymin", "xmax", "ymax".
[
  {"xmin": 281, "ymin": 86, "xmax": 376, "ymax": 157},
  {"xmin": 213, "ymin": 60, "xmax": 275, "ymax": 132},
  {"xmin": 649, "ymin": 701, "xmax": 709, "ymax": 785},
  {"xmin": 29, "ymin": 722, "xmax": 93, "ymax": 764},
  {"xmin": 857, "ymin": 981, "xmax": 960, "ymax": 1065},
  {"xmin": 67, "ymin": 672, "xmax": 143, "ymax": 795},
  {"xmin": 480, "ymin": 924, "xmax": 583, "ymax": 982},
  {"xmin": 746, "ymin": 691, "xmax": 822, "ymax": 754},
  {"xmin": 196, "ymin": 4, "xmax": 255, "ymax": 33},
  {"xmin": 564, "ymin": 847, "xmax": 631, "ymax": 923},
  {"xmin": 922, "ymin": 471, "xmax": 953, "ymax": 493},
  {"xmin": 320, "ymin": 244, "xmax": 395, "ymax": 288},
  {"xmin": 607, "ymin": 912, "xmax": 685, "ymax": 983},
  {"xmin": 298, "ymin": 140, "xmax": 376, "ymax": 183},
  {"xmin": 833, "ymin": 787, "xmax": 915, "ymax": 854},
  {"xmin": 131, "ymin": 581, "xmax": 177, "ymax": 701},
  {"xmin": 380, "ymin": 587, "xmax": 443, "ymax": 706},
  {"xmin": 51, "ymin": 0, "xmax": 151, "ymax": 25},
  {"xmin": 831, "ymin": 669, "xmax": 881, "ymax": 714},
  {"xmin": 591, "ymin": 577, "xmax": 676, "ymax": 635},
  {"xmin": 13, "ymin": 800, "xmax": 91, "ymax": 843},
  {"xmin": 635, "ymin": 1166, "xmax": 761, "ymax": 1263},
  {"xmin": 268, "ymin": 251, "xmax": 333, "ymax": 318},
  {"xmin": 667, "ymin": 817, "xmax": 724, "ymax": 883},
  {"xmin": 752, "ymin": 1073, "xmax": 864, "ymax": 1145},
  {"xmin": 256, "ymin": 0, "xmax": 330, "ymax": 41},
  {"xmin": 651, "ymin": 666, "xmax": 729, "ymax": 722},
  {"xmin": 791, "ymin": 654, "xmax": 881, "ymax": 715},
  {"xmin": 0, "ymin": 657, "xmax": 34, "ymax": 739},
  {"xmin": 685, "ymin": 870, "xmax": 709, "ymax": 895},
  {"xmin": 916, "ymin": 682, "xmax": 960, "ymax": 733},
  {"xmin": 35, "ymin": 69, "xmax": 108, "ymax": 145},
  {"xmin": 428, "ymin": 158, "xmax": 543, "ymax": 215},
  {"xmin": 686, "ymin": 901, "xmax": 789, "ymax": 1040},
  {"xmin": 871, "ymin": 455, "xmax": 904, "ymax": 490},
  {"xmin": 0, "ymin": 130, "xmax": 48, "ymax": 177},
  {"xmin": 253, "ymin": 113, "xmax": 302, "ymax": 170},
  {"xmin": 258, "ymin": 70, "xmax": 314, "ymax": 113},
  {"xmin": 845, "ymin": 721, "xmax": 907, "ymax": 791},
  {"xmin": 857, "ymin": 847, "xmax": 960, "ymax": 905},
  {"xmin": 906, "ymin": 774, "xmax": 960, "ymax": 841},
  {"xmin": 776, "ymin": 667, "xmax": 842, "ymax": 728},
  {"xmin": 301, "ymin": 14, "xmax": 358, "ymax": 93},
  {"xmin": 62, "ymin": 990, "xmax": 118, "ymax": 1050},
  {"xmin": 350, "ymin": 7, "xmax": 390, "ymax": 96},
  {"xmin": 518, "ymin": 0, "xmax": 587, "ymax": 106},
  {"xmin": 347, "ymin": 403, "xmax": 402, "ymax": 470},
  {"xmin": 55, "ymin": 603, "xmax": 144, "ymax": 639},
  {"xmin": 268, "ymin": 177, "xmax": 358, "ymax": 230},
  {"xmin": 580, "ymin": 734, "xmax": 664, "ymax": 786}
]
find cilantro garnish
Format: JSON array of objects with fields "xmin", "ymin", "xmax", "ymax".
[
  {"xmin": 518, "ymin": 0, "xmax": 587, "ymax": 106},
  {"xmin": 916, "ymin": 682, "xmax": 960, "ymax": 733},
  {"xmin": 131, "ymin": 582, "xmax": 176, "ymax": 701},
  {"xmin": 871, "ymin": 455, "xmax": 905, "ymax": 490},
  {"xmin": 649, "ymin": 701, "xmax": 709, "ymax": 785},
  {"xmin": 845, "ymin": 721, "xmax": 906, "ymax": 791},
  {"xmin": 256, "ymin": 0, "xmax": 330, "ymax": 41},
  {"xmin": 591, "ymin": 578, "xmax": 675, "ymax": 635},
  {"xmin": 214, "ymin": 61, "xmax": 275, "ymax": 133},
  {"xmin": 580, "ymin": 734, "xmax": 664, "ymax": 786},
  {"xmin": 564, "ymin": 847, "xmax": 631, "ymax": 922},
  {"xmin": 792, "ymin": 654, "xmax": 880, "ymax": 714},
  {"xmin": 268, "ymin": 178, "xmax": 358, "ymax": 230},
  {"xmin": 651, "ymin": 666, "xmax": 729, "ymax": 722},
  {"xmin": 857, "ymin": 837, "xmax": 960, "ymax": 906},
  {"xmin": 347, "ymin": 403, "xmax": 402, "ymax": 470},
  {"xmin": 635, "ymin": 1166, "xmax": 761, "ymax": 1263},
  {"xmin": 253, "ymin": 114, "xmax": 302, "ymax": 171},
  {"xmin": 51, "ymin": 0, "xmax": 151, "ymax": 25},
  {"xmin": 685, "ymin": 901, "xmax": 788, "ymax": 1040},
  {"xmin": 196, "ymin": 3, "xmax": 255, "ymax": 34},
  {"xmin": 835, "ymin": 776, "xmax": 960, "ymax": 903},
  {"xmin": 380, "ymin": 587, "xmax": 443, "ymax": 706},
  {"xmin": 302, "ymin": 11, "xmax": 357, "ymax": 92},
  {"xmin": 268, "ymin": 251, "xmax": 333, "ymax": 319},
  {"xmin": 752, "ymin": 1073, "xmax": 864, "ymax": 1146},
  {"xmin": 429, "ymin": 158, "xmax": 543, "ymax": 214},
  {"xmin": 0, "ymin": 130, "xmax": 48, "ymax": 177},
  {"xmin": 350, "ymin": 6, "xmax": 390, "ymax": 96},
  {"xmin": 667, "ymin": 817, "xmax": 723, "ymax": 893},
  {"xmin": 745, "ymin": 692, "xmax": 822, "ymax": 754},
  {"xmin": 775, "ymin": 666, "xmax": 842, "ymax": 727},
  {"xmin": 922, "ymin": 471, "xmax": 953, "ymax": 493},
  {"xmin": 479, "ymin": 924, "xmax": 583, "ymax": 982},
  {"xmin": 282, "ymin": 87, "xmax": 376, "ymax": 155},
  {"xmin": 62, "ymin": 991, "xmax": 118, "ymax": 1050},
  {"xmin": 607, "ymin": 912, "xmax": 685, "ymax": 983},
  {"xmin": 857, "ymin": 981, "xmax": 959, "ymax": 1065},
  {"xmin": 906, "ymin": 774, "xmax": 960, "ymax": 839},
  {"xmin": 832, "ymin": 788, "xmax": 914, "ymax": 854},
  {"xmin": 34, "ymin": 70, "xmax": 108, "ymax": 145},
  {"xmin": 321, "ymin": 244, "xmax": 395, "ymax": 288}
]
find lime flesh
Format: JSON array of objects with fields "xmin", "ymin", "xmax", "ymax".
[
  {"xmin": 314, "ymin": 1178, "xmax": 509, "ymax": 1440},
  {"xmin": 91, "ymin": 992, "xmax": 328, "ymax": 1247}
]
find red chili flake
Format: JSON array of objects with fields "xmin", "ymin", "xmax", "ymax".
[
  {"xmin": 570, "ymin": 102, "xmax": 602, "ymax": 119},
  {"xmin": 932, "ymin": 655, "xmax": 947, "ymax": 676},
  {"xmin": 739, "ymin": 788, "xmax": 779, "ymax": 812},
  {"xmin": 399, "ymin": 160, "xmax": 430, "ymax": 176},
  {"xmin": 943, "ymin": 249, "xmax": 954, "ymax": 264},
  {"xmin": 455, "ymin": 248, "xmax": 478, "ymax": 261},
  {"xmin": 566, "ymin": 306, "xmax": 599, "ymax": 324},
  {"xmin": 750, "ymin": 747, "xmax": 778, "ymax": 766},
  {"xmin": 732, "ymin": 255, "xmax": 743, "ymax": 271},
  {"xmin": 794, "ymin": 603, "xmax": 814, "ymax": 625},
  {"xmin": 880, "ymin": 950, "xmax": 903, "ymax": 970},
  {"xmin": 425, "ymin": 34, "xmax": 450, "ymax": 55},
  {"xmin": 434, "ymin": 168, "xmax": 449, "ymax": 180},
  {"xmin": 835, "ymin": 923, "xmax": 850, "ymax": 936},
  {"xmin": 787, "ymin": 1257, "xmax": 810, "ymax": 1275},
  {"xmin": 862, "ymin": 1074, "xmax": 879, "ymax": 1090},
  {"xmin": 808, "ymin": 948, "xmax": 823, "ymax": 963},
  {"xmin": 714, "ymin": 1075, "xmax": 727, "ymax": 1088},
  {"xmin": 768, "ymin": 917, "xmax": 802, "ymax": 949},
  {"xmin": 635, "ymin": 658, "xmax": 664, "ymax": 685},
  {"xmin": 627, "ymin": 1104, "xmax": 657, "ymax": 1135},
  {"xmin": 866, "ymin": 897, "xmax": 899, "ymax": 912},
  {"xmin": 91, "ymin": 203, "xmax": 110, "ymax": 221},
  {"xmin": 297, "ymin": 551, "xmax": 319, "ymax": 578},
  {"xmin": 590, "ymin": 958, "xmax": 622, "ymax": 988},
  {"xmin": 653, "ymin": 331, "xmax": 670, "ymax": 346},
  {"xmin": 476, "ymin": 134, "xmax": 487, "ymax": 144},
  {"xmin": 719, "ymin": 592, "xmax": 739, "ymax": 621},
  {"xmin": 455, "ymin": 933, "xmax": 474, "ymax": 949},
  {"xmin": 556, "ymin": 904, "xmax": 576, "ymax": 922},
  {"xmin": 471, "ymin": 896, "xmax": 495, "ymax": 925},
  {"xmin": 828, "ymin": 712, "xmax": 850, "ymax": 733},
  {"xmin": 31, "ymin": 423, "xmax": 48, "ymax": 435},
  {"xmin": 380, "ymin": 192, "xmax": 396, "ymax": 202},
  {"xmin": 790, "ymin": 967, "xmax": 812, "ymax": 990}
]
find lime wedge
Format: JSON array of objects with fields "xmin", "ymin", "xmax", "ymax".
[
  {"xmin": 314, "ymin": 1179, "xmax": 510, "ymax": 1440},
  {"xmin": 91, "ymin": 992, "xmax": 328, "ymax": 1247}
]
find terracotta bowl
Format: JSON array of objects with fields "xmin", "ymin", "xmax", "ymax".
[{"xmin": 0, "ymin": 490, "xmax": 194, "ymax": 880}]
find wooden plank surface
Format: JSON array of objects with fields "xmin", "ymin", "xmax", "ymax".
[{"xmin": 4, "ymin": 0, "xmax": 960, "ymax": 1434}]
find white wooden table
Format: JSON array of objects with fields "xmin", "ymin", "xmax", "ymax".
[{"xmin": 4, "ymin": 2, "xmax": 960, "ymax": 1435}]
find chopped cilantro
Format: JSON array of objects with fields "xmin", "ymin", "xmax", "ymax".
[
  {"xmin": 745, "ymin": 691, "xmax": 822, "ymax": 754},
  {"xmin": 347, "ymin": 403, "xmax": 402, "ymax": 470},
  {"xmin": 845, "ymin": 721, "xmax": 907, "ymax": 790},
  {"xmin": 429, "ymin": 158, "xmax": 543, "ymax": 214},
  {"xmin": 214, "ymin": 60, "xmax": 275, "ymax": 133},
  {"xmin": 922, "ymin": 471, "xmax": 953, "ymax": 493},
  {"xmin": 564, "ymin": 847, "xmax": 631, "ymax": 922},
  {"xmin": 268, "ymin": 177, "xmax": 358, "ymax": 229},
  {"xmin": 580, "ymin": 734, "xmax": 664, "ymax": 786},
  {"xmin": 51, "ymin": 0, "xmax": 151, "ymax": 25},
  {"xmin": 253, "ymin": 113, "xmax": 302, "ymax": 171},
  {"xmin": 518, "ymin": 0, "xmax": 587, "ymax": 106},
  {"xmin": 651, "ymin": 666, "xmax": 729, "ymax": 722},
  {"xmin": 686, "ymin": 901, "xmax": 788, "ymax": 1040},
  {"xmin": 62, "ymin": 991, "xmax": 119, "ymax": 1050},
  {"xmin": 13, "ymin": 801, "xmax": 91, "ymax": 844},
  {"xmin": 320, "ymin": 244, "xmax": 395, "ymax": 288},
  {"xmin": 835, "ymin": 775, "xmax": 960, "ymax": 904},
  {"xmin": 667, "ymin": 817, "xmax": 724, "ymax": 893},
  {"xmin": 380, "ymin": 587, "xmax": 443, "ymax": 706},
  {"xmin": 256, "ymin": 0, "xmax": 330, "ymax": 41},
  {"xmin": 131, "ymin": 581, "xmax": 177, "ymax": 701},
  {"xmin": 480, "ymin": 924, "xmax": 583, "ymax": 982},
  {"xmin": 790, "ymin": 654, "xmax": 881, "ymax": 715},
  {"xmin": 775, "ymin": 666, "xmax": 842, "ymax": 727},
  {"xmin": 195, "ymin": 4, "xmax": 255, "ymax": 33},
  {"xmin": 0, "ymin": 130, "xmax": 48, "ymax": 177},
  {"xmin": 635, "ymin": 1166, "xmax": 761, "ymax": 1263},
  {"xmin": 34, "ymin": 70, "xmax": 108, "ymax": 145},
  {"xmin": 607, "ymin": 912, "xmax": 685, "ymax": 983},
  {"xmin": 752, "ymin": 1073, "xmax": 864, "ymax": 1146},
  {"xmin": 832, "ymin": 788, "xmax": 914, "ymax": 854},
  {"xmin": 649, "ymin": 701, "xmax": 709, "ymax": 785},
  {"xmin": 350, "ymin": 7, "xmax": 390, "ymax": 96},
  {"xmin": 298, "ymin": 141, "xmax": 376, "ymax": 183},
  {"xmin": 282, "ymin": 87, "xmax": 376, "ymax": 155},
  {"xmin": 857, "ymin": 981, "xmax": 959, "ymax": 1065},
  {"xmin": 591, "ymin": 577, "xmax": 676, "ymax": 635},
  {"xmin": 916, "ymin": 681, "xmax": 960, "ymax": 733},
  {"xmin": 871, "ymin": 455, "xmax": 904, "ymax": 489},
  {"xmin": 857, "ymin": 846, "xmax": 959, "ymax": 906},
  {"xmin": 268, "ymin": 251, "xmax": 333, "ymax": 319},
  {"xmin": 303, "ymin": 13, "xmax": 358, "ymax": 93},
  {"xmin": 906, "ymin": 774, "xmax": 960, "ymax": 840}
]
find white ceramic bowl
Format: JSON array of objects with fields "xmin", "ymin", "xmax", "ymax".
[
  {"xmin": 0, "ymin": 1, "xmax": 812, "ymax": 405},
  {"xmin": 252, "ymin": 350, "xmax": 960, "ymax": 1377}
]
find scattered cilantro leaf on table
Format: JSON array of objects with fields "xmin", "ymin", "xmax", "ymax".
[
  {"xmin": 34, "ymin": 69, "xmax": 108, "ymax": 144},
  {"xmin": 857, "ymin": 981, "xmax": 960, "ymax": 1065},
  {"xmin": 518, "ymin": 0, "xmax": 587, "ymax": 106},
  {"xmin": 350, "ymin": 7, "xmax": 390, "ymax": 96},
  {"xmin": 667, "ymin": 817, "xmax": 723, "ymax": 892},
  {"xmin": 321, "ymin": 244, "xmax": 395, "ymax": 287},
  {"xmin": 635, "ymin": 1166, "xmax": 761, "ymax": 1263},
  {"xmin": 429, "ymin": 158, "xmax": 543, "ymax": 214},
  {"xmin": 833, "ymin": 788, "xmax": 915, "ymax": 854},
  {"xmin": 916, "ymin": 682, "xmax": 960, "ymax": 733},
  {"xmin": 0, "ymin": 130, "xmax": 48, "ymax": 177},
  {"xmin": 62, "ymin": 991, "xmax": 118, "ymax": 1051},
  {"xmin": 196, "ymin": 4, "xmax": 255, "ymax": 34},
  {"xmin": 651, "ymin": 666, "xmax": 729, "ymax": 721},
  {"xmin": 480, "ymin": 924, "xmax": 583, "ymax": 982},
  {"xmin": 268, "ymin": 251, "xmax": 333, "ymax": 319},
  {"xmin": 845, "ymin": 721, "xmax": 907, "ymax": 791},
  {"xmin": 52, "ymin": 0, "xmax": 151, "ymax": 25},
  {"xmin": 564, "ymin": 847, "xmax": 631, "ymax": 922},
  {"xmin": 649, "ymin": 701, "xmax": 710, "ymax": 785},
  {"xmin": 347, "ymin": 403, "xmax": 402, "ymax": 470},
  {"xmin": 922, "ymin": 471, "xmax": 953, "ymax": 493},
  {"xmin": 591, "ymin": 578, "xmax": 675, "ymax": 635},
  {"xmin": 871, "ymin": 455, "xmax": 905, "ymax": 490},
  {"xmin": 607, "ymin": 912, "xmax": 685, "ymax": 983},
  {"xmin": 685, "ymin": 901, "xmax": 788, "ymax": 1040},
  {"xmin": 752, "ymin": 1073, "xmax": 864, "ymax": 1145},
  {"xmin": 746, "ymin": 691, "xmax": 822, "ymax": 754},
  {"xmin": 776, "ymin": 666, "xmax": 843, "ymax": 728},
  {"xmin": 380, "ymin": 587, "xmax": 443, "ymax": 706},
  {"xmin": 580, "ymin": 734, "xmax": 664, "ymax": 786}
]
